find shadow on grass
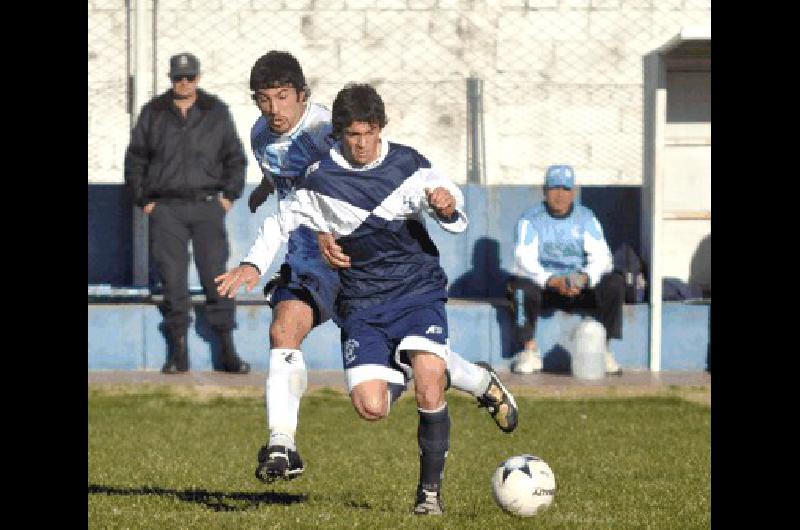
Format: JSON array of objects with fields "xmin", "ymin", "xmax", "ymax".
[{"xmin": 88, "ymin": 484, "xmax": 307, "ymax": 512}]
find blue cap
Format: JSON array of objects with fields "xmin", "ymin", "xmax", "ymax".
[{"xmin": 544, "ymin": 165, "xmax": 575, "ymax": 189}]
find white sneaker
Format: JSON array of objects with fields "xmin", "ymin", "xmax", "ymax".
[
  {"xmin": 605, "ymin": 349, "xmax": 622, "ymax": 376},
  {"xmin": 511, "ymin": 349, "xmax": 542, "ymax": 374}
]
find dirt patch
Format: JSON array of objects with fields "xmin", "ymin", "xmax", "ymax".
[{"xmin": 89, "ymin": 376, "xmax": 710, "ymax": 407}]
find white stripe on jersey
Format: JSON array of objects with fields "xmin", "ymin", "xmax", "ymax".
[
  {"xmin": 289, "ymin": 138, "xmax": 468, "ymax": 238},
  {"xmin": 290, "ymin": 164, "xmax": 468, "ymax": 239}
]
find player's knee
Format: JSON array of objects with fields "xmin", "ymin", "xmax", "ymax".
[
  {"xmin": 351, "ymin": 392, "xmax": 388, "ymax": 421},
  {"xmin": 353, "ymin": 403, "xmax": 386, "ymax": 421},
  {"xmin": 413, "ymin": 368, "xmax": 446, "ymax": 410},
  {"xmin": 414, "ymin": 382, "xmax": 445, "ymax": 410},
  {"xmin": 269, "ymin": 319, "xmax": 306, "ymax": 349}
]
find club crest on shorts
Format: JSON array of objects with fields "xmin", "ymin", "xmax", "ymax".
[{"xmin": 343, "ymin": 339, "xmax": 359, "ymax": 365}]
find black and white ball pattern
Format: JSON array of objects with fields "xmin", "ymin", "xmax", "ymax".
[{"xmin": 491, "ymin": 454, "xmax": 556, "ymax": 517}]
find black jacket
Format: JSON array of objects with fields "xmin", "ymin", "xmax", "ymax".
[{"xmin": 124, "ymin": 88, "xmax": 246, "ymax": 206}]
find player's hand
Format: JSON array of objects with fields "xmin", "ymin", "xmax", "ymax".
[
  {"xmin": 425, "ymin": 187, "xmax": 456, "ymax": 219},
  {"xmin": 548, "ymin": 276, "xmax": 575, "ymax": 297},
  {"xmin": 214, "ymin": 264, "xmax": 260, "ymax": 298},
  {"xmin": 143, "ymin": 202, "xmax": 156, "ymax": 214},
  {"xmin": 218, "ymin": 197, "xmax": 233, "ymax": 212},
  {"xmin": 248, "ymin": 177, "xmax": 276, "ymax": 213},
  {"xmin": 318, "ymin": 232, "xmax": 351, "ymax": 269},
  {"xmin": 566, "ymin": 272, "xmax": 588, "ymax": 296}
]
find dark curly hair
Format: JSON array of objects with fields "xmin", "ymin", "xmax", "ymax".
[
  {"xmin": 249, "ymin": 51, "xmax": 308, "ymax": 97},
  {"xmin": 331, "ymin": 83, "xmax": 388, "ymax": 139}
]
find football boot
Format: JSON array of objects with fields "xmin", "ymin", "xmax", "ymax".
[
  {"xmin": 255, "ymin": 445, "xmax": 304, "ymax": 483},
  {"xmin": 413, "ymin": 485, "xmax": 444, "ymax": 515},
  {"xmin": 475, "ymin": 361, "xmax": 518, "ymax": 433}
]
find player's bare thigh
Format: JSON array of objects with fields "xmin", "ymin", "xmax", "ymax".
[
  {"xmin": 409, "ymin": 351, "xmax": 447, "ymax": 410},
  {"xmin": 350, "ymin": 379, "xmax": 389, "ymax": 421},
  {"xmin": 270, "ymin": 299, "xmax": 315, "ymax": 349}
]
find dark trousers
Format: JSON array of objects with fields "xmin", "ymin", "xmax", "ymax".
[
  {"xmin": 148, "ymin": 198, "xmax": 235, "ymax": 336},
  {"xmin": 506, "ymin": 272, "xmax": 624, "ymax": 346}
]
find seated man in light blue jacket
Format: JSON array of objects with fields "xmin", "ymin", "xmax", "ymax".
[{"xmin": 506, "ymin": 165, "xmax": 624, "ymax": 375}]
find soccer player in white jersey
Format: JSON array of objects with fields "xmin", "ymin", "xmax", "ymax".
[
  {"xmin": 232, "ymin": 83, "xmax": 504, "ymax": 514},
  {"xmin": 215, "ymin": 57, "xmax": 517, "ymax": 487},
  {"xmin": 216, "ymin": 51, "xmax": 338, "ymax": 483}
]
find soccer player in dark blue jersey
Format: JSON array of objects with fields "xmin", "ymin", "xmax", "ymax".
[{"xmin": 279, "ymin": 83, "xmax": 503, "ymax": 514}]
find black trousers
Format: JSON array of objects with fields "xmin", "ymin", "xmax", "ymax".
[
  {"xmin": 148, "ymin": 198, "xmax": 235, "ymax": 336},
  {"xmin": 506, "ymin": 272, "xmax": 624, "ymax": 345}
]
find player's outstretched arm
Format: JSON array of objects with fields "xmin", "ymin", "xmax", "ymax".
[{"xmin": 215, "ymin": 264, "xmax": 260, "ymax": 298}]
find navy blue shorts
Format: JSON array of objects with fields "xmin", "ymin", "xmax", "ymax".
[
  {"xmin": 264, "ymin": 225, "xmax": 340, "ymax": 326},
  {"xmin": 340, "ymin": 299, "xmax": 450, "ymax": 391}
]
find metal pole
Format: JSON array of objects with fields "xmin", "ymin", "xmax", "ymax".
[
  {"xmin": 153, "ymin": 0, "xmax": 158, "ymax": 98},
  {"xmin": 131, "ymin": 0, "xmax": 150, "ymax": 288},
  {"xmin": 466, "ymin": 76, "xmax": 485, "ymax": 184},
  {"xmin": 643, "ymin": 52, "xmax": 667, "ymax": 373}
]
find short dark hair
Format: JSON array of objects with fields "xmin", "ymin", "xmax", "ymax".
[
  {"xmin": 249, "ymin": 51, "xmax": 308, "ymax": 96},
  {"xmin": 331, "ymin": 83, "xmax": 388, "ymax": 139}
]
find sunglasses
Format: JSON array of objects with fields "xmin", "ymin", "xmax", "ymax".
[{"xmin": 171, "ymin": 74, "xmax": 196, "ymax": 83}]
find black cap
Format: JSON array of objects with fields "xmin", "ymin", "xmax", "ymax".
[{"xmin": 169, "ymin": 53, "xmax": 200, "ymax": 77}]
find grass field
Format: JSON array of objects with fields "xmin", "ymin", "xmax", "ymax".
[{"xmin": 88, "ymin": 385, "xmax": 710, "ymax": 529}]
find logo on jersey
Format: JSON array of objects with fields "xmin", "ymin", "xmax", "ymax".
[
  {"xmin": 284, "ymin": 351, "xmax": 296, "ymax": 364},
  {"xmin": 425, "ymin": 325, "xmax": 443, "ymax": 335},
  {"xmin": 343, "ymin": 339, "xmax": 360, "ymax": 365}
]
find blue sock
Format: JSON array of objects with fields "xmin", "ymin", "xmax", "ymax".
[{"xmin": 417, "ymin": 403, "xmax": 450, "ymax": 492}]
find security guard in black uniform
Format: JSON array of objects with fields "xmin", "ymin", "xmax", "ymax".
[{"xmin": 125, "ymin": 52, "xmax": 250, "ymax": 374}]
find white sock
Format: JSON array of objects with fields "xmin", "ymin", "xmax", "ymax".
[
  {"xmin": 266, "ymin": 348, "xmax": 307, "ymax": 451},
  {"xmin": 447, "ymin": 349, "xmax": 491, "ymax": 397},
  {"xmin": 268, "ymin": 432, "xmax": 296, "ymax": 451}
]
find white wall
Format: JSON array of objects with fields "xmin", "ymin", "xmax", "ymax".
[{"xmin": 88, "ymin": 0, "xmax": 711, "ymax": 186}]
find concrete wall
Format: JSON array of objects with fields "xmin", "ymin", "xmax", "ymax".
[
  {"xmin": 88, "ymin": 1, "xmax": 711, "ymax": 186},
  {"xmin": 88, "ymin": 183, "xmax": 642, "ymax": 294}
]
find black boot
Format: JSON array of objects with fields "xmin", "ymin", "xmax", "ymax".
[
  {"xmin": 217, "ymin": 329, "xmax": 250, "ymax": 374},
  {"xmin": 162, "ymin": 332, "xmax": 189, "ymax": 374}
]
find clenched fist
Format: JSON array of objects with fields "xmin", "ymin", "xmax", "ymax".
[{"xmin": 425, "ymin": 187, "xmax": 456, "ymax": 219}]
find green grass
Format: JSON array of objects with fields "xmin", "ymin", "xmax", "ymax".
[{"xmin": 88, "ymin": 388, "xmax": 710, "ymax": 529}]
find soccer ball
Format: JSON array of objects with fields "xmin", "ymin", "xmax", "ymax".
[{"xmin": 491, "ymin": 454, "xmax": 556, "ymax": 517}]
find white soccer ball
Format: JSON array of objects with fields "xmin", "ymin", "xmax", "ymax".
[{"xmin": 491, "ymin": 454, "xmax": 556, "ymax": 517}]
